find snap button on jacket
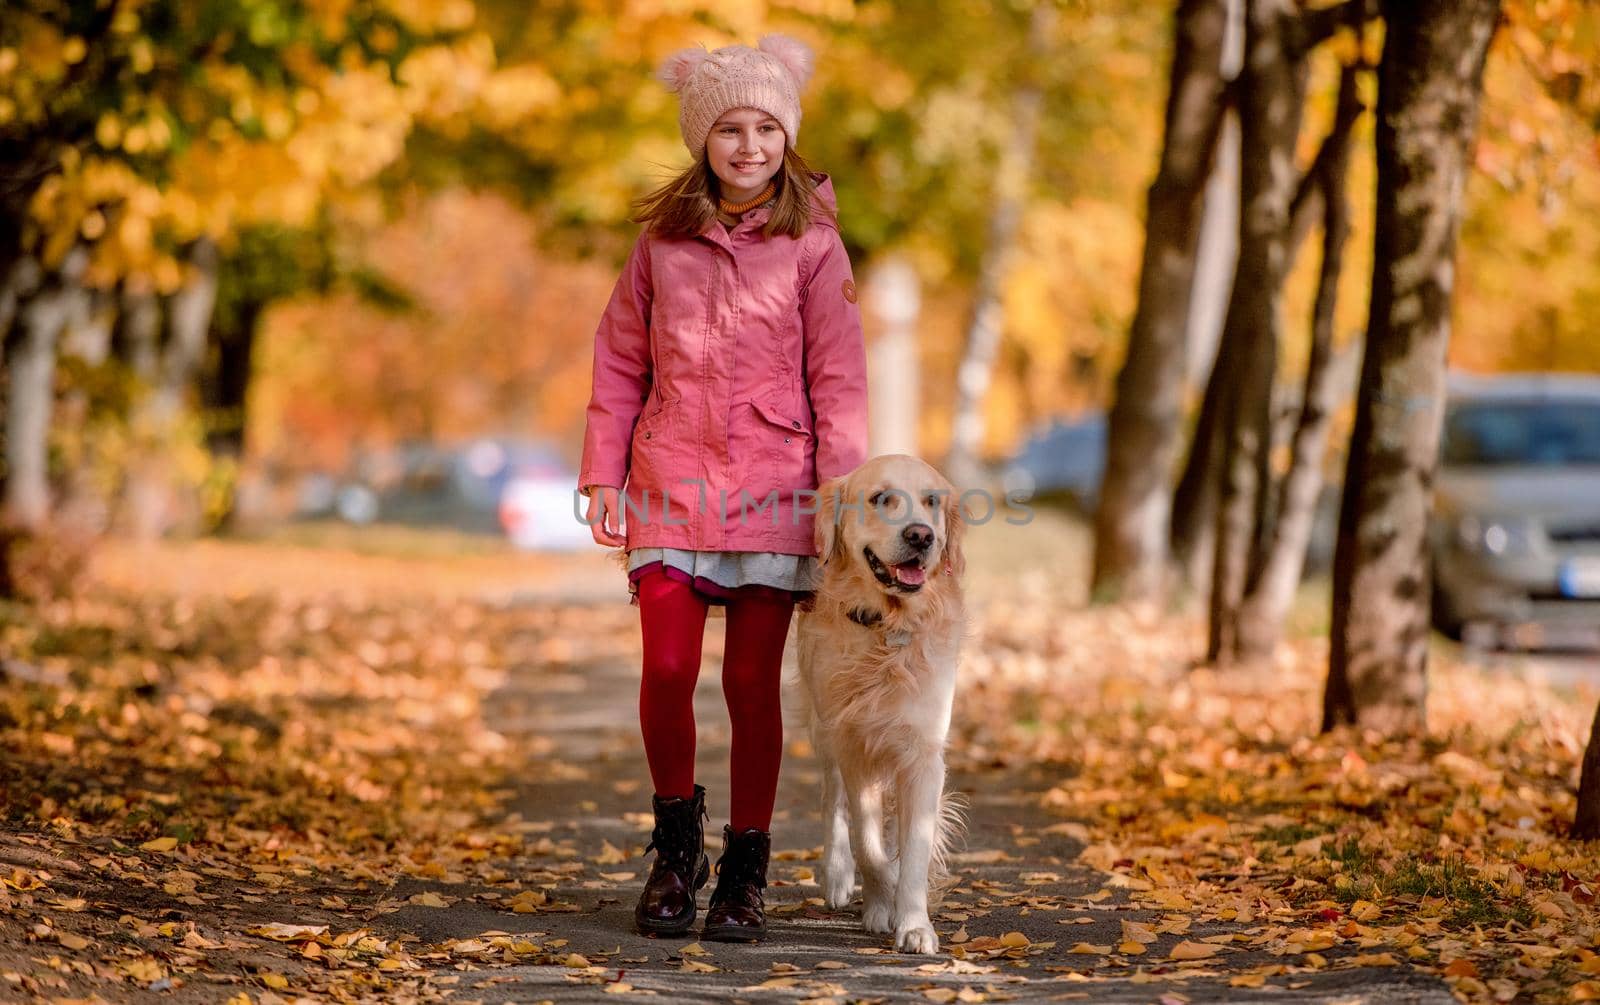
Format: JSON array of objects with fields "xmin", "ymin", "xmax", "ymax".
[{"xmin": 578, "ymin": 174, "xmax": 869, "ymax": 554}]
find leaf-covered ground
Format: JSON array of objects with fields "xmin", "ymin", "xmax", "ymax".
[
  {"xmin": 957, "ymin": 582, "xmax": 1600, "ymax": 1003},
  {"xmin": 0, "ymin": 521, "xmax": 1596, "ymax": 1003}
]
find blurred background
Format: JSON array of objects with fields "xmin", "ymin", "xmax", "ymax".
[{"xmin": 1, "ymin": 0, "xmax": 1596, "ymax": 652}]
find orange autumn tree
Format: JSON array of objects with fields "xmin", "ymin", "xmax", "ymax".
[
  {"xmin": 1455, "ymin": 0, "xmax": 1600, "ymax": 374},
  {"xmin": 0, "ymin": 0, "xmax": 572, "ymax": 555}
]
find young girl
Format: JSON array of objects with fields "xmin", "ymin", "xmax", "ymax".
[{"xmin": 576, "ymin": 35, "xmax": 868, "ymax": 942}]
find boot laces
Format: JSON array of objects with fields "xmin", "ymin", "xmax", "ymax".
[
  {"xmin": 643, "ymin": 800, "xmax": 707, "ymax": 871},
  {"xmin": 712, "ymin": 838, "xmax": 769, "ymax": 897}
]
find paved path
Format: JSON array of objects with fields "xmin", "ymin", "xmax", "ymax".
[{"xmin": 374, "ymin": 600, "xmax": 1452, "ymax": 1004}]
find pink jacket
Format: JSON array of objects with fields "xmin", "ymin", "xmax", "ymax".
[{"xmin": 578, "ymin": 174, "xmax": 869, "ymax": 555}]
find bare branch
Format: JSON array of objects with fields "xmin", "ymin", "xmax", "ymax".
[{"xmin": 1285, "ymin": 65, "xmax": 1368, "ymax": 273}]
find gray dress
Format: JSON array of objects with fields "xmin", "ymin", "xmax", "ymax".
[{"xmin": 626, "ymin": 548, "xmax": 818, "ymax": 607}]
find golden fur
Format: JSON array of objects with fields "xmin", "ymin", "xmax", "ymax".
[{"xmin": 787, "ymin": 454, "xmax": 969, "ymax": 954}]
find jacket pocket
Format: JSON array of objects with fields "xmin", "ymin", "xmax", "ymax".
[
  {"xmin": 749, "ymin": 396, "xmax": 814, "ymax": 495},
  {"xmin": 627, "ymin": 398, "xmax": 681, "ymax": 492}
]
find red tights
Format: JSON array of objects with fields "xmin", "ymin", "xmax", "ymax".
[{"xmin": 635, "ymin": 569, "xmax": 794, "ymax": 832}]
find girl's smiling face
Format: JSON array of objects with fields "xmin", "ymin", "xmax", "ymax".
[{"xmin": 705, "ymin": 108, "xmax": 785, "ymax": 204}]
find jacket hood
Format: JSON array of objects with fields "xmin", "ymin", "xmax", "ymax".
[{"xmin": 806, "ymin": 172, "xmax": 840, "ymax": 232}]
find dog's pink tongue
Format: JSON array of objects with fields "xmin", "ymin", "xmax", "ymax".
[{"xmin": 893, "ymin": 562, "xmax": 927, "ymax": 585}]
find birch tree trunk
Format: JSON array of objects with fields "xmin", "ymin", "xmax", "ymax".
[
  {"xmin": 123, "ymin": 238, "xmax": 220, "ymax": 539},
  {"xmin": 1092, "ymin": 0, "xmax": 1231, "ymax": 603},
  {"xmin": 118, "ymin": 285, "xmax": 162, "ymax": 537},
  {"xmin": 1324, "ymin": 0, "xmax": 1501, "ymax": 733},
  {"xmin": 1205, "ymin": 0, "xmax": 1312, "ymax": 663},
  {"xmin": 1234, "ymin": 61, "xmax": 1362, "ymax": 661},
  {"xmin": 157, "ymin": 238, "xmax": 219, "ymax": 424},
  {"xmin": 865, "ymin": 255, "xmax": 921, "ymax": 459},
  {"xmin": 1184, "ymin": 0, "xmax": 1245, "ymax": 390},
  {"xmin": 945, "ymin": 4, "xmax": 1052, "ymax": 493},
  {"xmin": 4, "ymin": 249, "xmax": 89, "ymax": 530},
  {"xmin": 54, "ymin": 287, "xmax": 117, "ymax": 533}
]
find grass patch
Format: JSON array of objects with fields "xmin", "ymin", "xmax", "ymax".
[
  {"xmin": 1256, "ymin": 823, "xmax": 1323, "ymax": 846},
  {"xmin": 1331, "ymin": 849, "xmax": 1523, "ymax": 928},
  {"xmin": 1327, "ymin": 836, "xmax": 1373, "ymax": 874},
  {"xmin": 28, "ymin": 623, "xmax": 121, "ymax": 661}
]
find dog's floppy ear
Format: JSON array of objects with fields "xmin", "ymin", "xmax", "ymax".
[
  {"xmin": 814, "ymin": 475, "xmax": 843, "ymax": 567},
  {"xmin": 942, "ymin": 487, "xmax": 967, "ymax": 578}
]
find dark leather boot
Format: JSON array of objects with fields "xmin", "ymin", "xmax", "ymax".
[
  {"xmin": 634, "ymin": 785, "xmax": 710, "ymax": 936},
  {"xmin": 701, "ymin": 825, "xmax": 771, "ymax": 942}
]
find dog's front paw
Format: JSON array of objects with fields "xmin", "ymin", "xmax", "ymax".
[
  {"xmin": 822, "ymin": 863, "xmax": 855, "ymax": 910},
  {"xmin": 894, "ymin": 920, "xmax": 939, "ymax": 954},
  {"xmin": 861, "ymin": 895, "xmax": 895, "ymax": 934}
]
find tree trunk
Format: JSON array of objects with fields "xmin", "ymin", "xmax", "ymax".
[
  {"xmin": 1170, "ymin": 336, "xmax": 1227, "ymax": 594},
  {"xmin": 118, "ymin": 285, "xmax": 163, "ymax": 538},
  {"xmin": 157, "ymin": 238, "xmax": 219, "ymax": 423},
  {"xmin": 1324, "ymin": 0, "xmax": 1500, "ymax": 733},
  {"xmin": 5, "ymin": 301, "xmax": 60, "ymax": 528},
  {"xmin": 4, "ymin": 249, "xmax": 89, "ymax": 530},
  {"xmin": 200, "ymin": 301, "xmax": 259, "ymax": 459},
  {"xmin": 1576, "ymin": 700, "xmax": 1600, "ymax": 840},
  {"xmin": 946, "ymin": 4, "xmax": 1052, "ymax": 493},
  {"xmin": 60, "ymin": 287, "xmax": 114, "ymax": 366},
  {"xmin": 1234, "ymin": 60, "xmax": 1362, "ymax": 661},
  {"xmin": 0, "ymin": 256, "xmax": 43, "ymax": 347},
  {"xmin": 0, "ymin": 152, "xmax": 58, "ymax": 327},
  {"xmin": 119, "ymin": 286, "xmax": 162, "ymax": 378},
  {"xmin": 1205, "ymin": 0, "xmax": 1312, "ymax": 664},
  {"xmin": 1092, "ymin": 0, "xmax": 1231, "ymax": 603},
  {"xmin": 0, "ymin": 257, "xmax": 46, "ymax": 524},
  {"xmin": 123, "ymin": 239, "xmax": 220, "ymax": 539},
  {"xmin": 54, "ymin": 287, "xmax": 116, "ymax": 534},
  {"xmin": 865, "ymin": 255, "xmax": 922, "ymax": 458},
  {"xmin": 1184, "ymin": 0, "xmax": 1245, "ymax": 390},
  {"xmin": 199, "ymin": 298, "xmax": 262, "ymax": 530}
]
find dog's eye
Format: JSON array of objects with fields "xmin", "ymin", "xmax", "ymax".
[
  {"xmin": 924, "ymin": 494, "xmax": 938, "ymax": 509},
  {"xmin": 869, "ymin": 491, "xmax": 884, "ymax": 507}
]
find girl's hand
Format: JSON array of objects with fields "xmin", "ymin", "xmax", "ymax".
[{"xmin": 586, "ymin": 485, "xmax": 626, "ymax": 547}]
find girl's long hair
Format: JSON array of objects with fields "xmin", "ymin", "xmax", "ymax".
[{"xmin": 632, "ymin": 146, "xmax": 826, "ymax": 240}]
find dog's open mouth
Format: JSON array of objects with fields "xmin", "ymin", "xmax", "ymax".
[{"xmin": 865, "ymin": 547, "xmax": 927, "ymax": 592}]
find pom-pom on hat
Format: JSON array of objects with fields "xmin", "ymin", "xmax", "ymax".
[{"xmin": 658, "ymin": 34, "xmax": 814, "ymax": 153}]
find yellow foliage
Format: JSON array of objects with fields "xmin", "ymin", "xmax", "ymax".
[{"xmin": 1453, "ymin": 9, "xmax": 1600, "ymax": 373}]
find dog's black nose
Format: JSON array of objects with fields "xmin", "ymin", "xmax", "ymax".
[{"xmin": 902, "ymin": 523, "xmax": 934, "ymax": 552}]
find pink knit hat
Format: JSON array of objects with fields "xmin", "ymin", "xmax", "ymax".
[{"xmin": 658, "ymin": 34, "xmax": 815, "ymax": 153}]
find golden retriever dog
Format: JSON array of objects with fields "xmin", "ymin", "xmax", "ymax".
[{"xmin": 787, "ymin": 454, "xmax": 968, "ymax": 954}]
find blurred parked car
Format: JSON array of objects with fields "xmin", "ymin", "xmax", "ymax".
[
  {"xmin": 295, "ymin": 438, "xmax": 572, "ymax": 536},
  {"xmin": 1430, "ymin": 372, "xmax": 1600, "ymax": 649},
  {"xmin": 498, "ymin": 471, "xmax": 595, "ymax": 552},
  {"xmin": 1001, "ymin": 412, "xmax": 1107, "ymax": 511},
  {"xmin": 292, "ymin": 470, "xmax": 382, "ymax": 524}
]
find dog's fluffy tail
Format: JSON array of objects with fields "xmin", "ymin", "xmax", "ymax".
[
  {"xmin": 880, "ymin": 782, "xmax": 968, "ymax": 907},
  {"xmin": 928, "ymin": 788, "xmax": 969, "ymax": 907}
]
